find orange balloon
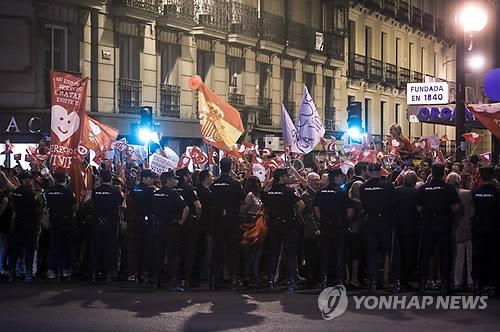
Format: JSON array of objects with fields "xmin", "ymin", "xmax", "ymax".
[{"xmin": 188, "ymin": 75, "xmax": 203, "ymax": 90}]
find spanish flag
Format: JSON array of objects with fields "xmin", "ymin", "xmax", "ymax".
[{"xmin": 189, "ymin": 75, "xmax": 244, "ymax": 152}]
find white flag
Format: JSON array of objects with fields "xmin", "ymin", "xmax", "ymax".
[
  {"xmin": 281, "ymin": 104, "xmax": 298, "ymax": 151},
  {"xmin": 294, "ymin": 86, "xmax": 325, "ymax": 154}
]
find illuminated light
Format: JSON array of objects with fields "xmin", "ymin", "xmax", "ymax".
[
  {"xmin": 138, "ymin": 128, "xmax": 152, "ymax": 143},
  {"xmin": 457, "ymin": 3, "xmax": 488, "ymax": 32},
  {"xmin": 347, "ymin": 127, "xmax": 363, "ymax": 141},
  {"xmin": 467, "ymin": 54, "xmax": 485, "ymax": 71}
]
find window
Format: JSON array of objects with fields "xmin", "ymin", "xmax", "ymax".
[
  {"xmin": 409, "ymin": 42, "xmax": 414, "ymax": 70},
  {"xmin": 306, "ymin": 0, "xmax": 313, "ymax": 26},
  {"xmin": 364, "ymin": 98, "xmax": 370, "ymax": 132},
  {"xmin": 395, "ymin": 103, "xmax": 401, "ymax": 123},
  {"xmin": 257, "ymin": 62, "xmax": 270, "ymax": 99},
  {"xmin": 304, "ymin": 72, "xmax": 315, "ymax": 98},
  {"xmin": 197, "ymin": 50, "xmax": 213, "ymax": 82},
  {"xmin": 119, "ymin": 36, "xmax": 140, "ymax": 79},
  {"xmin": 348, "ymin": 20, "xmax": 356, "ymax": 53},
  {"xmin": 323, "ymin": 2, "xmax": 346, "ymax": 34},
  {"xmin": 45, "ymin": 25, "xmax": 67, "ymax": 71},
  {"xmin": 161, "ymin": 43, "xmax": 180, "ymax": 85},
  {"xmin": 380, "ymin": 101, "xmax": 386, "ymax": 136},
  {"xmin": 433, "ymin": 52, "xmax": 437, "ymax": 77},
  {"xmin": 381, "ymin": 32, "xmax": 387, "ymax": 62},
  {"xmin": 396, "ymin": 37, "xmax": 401, "ymax": 67},
  {"xmin": 228, "ymin": 56, "xmax": 244, "ymax": 93},
  {"xmin": 325, "ymin": 77, "xmax": 334, "ymax": 108},
  {"xmin": 365, "ymin": 27, "xmax": 372, "ymax": 58},
  {"xmin": 283, "ymin": 68, "xmax": 294, "ymax": 102},
  {"xmin": 420, "ymin": 47, "xmax": 425, "ymax": 74}
]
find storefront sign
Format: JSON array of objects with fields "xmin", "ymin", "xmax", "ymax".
[
  {"xmin": 407, "ymin": 104, "xmax": 475, "ymax": 125},
  {"xmin": 407, "ymin": 82, "xmax": 449, "ymax": 105}
]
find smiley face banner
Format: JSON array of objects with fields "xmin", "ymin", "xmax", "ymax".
[{"xmin": 49, "ymin": 71, "xmax": 89, "ymax": 168}]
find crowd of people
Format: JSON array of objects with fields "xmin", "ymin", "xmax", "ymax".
[{"xmin": 0, "ymin": 146, "xmax": 499, "ymax": 297}]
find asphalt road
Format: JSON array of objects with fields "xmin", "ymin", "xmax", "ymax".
[{"xmin": 0, "ymin": 282, "xmax": 499, "ymax": 332}]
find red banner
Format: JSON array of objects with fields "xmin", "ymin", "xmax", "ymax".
[
  {"xmin": 49, "ymin": 71, "xmax": 89, "ymax": 169},
  {"xmin": 467, "ymin": 103, "xmax": 500, "ymax": 139}
]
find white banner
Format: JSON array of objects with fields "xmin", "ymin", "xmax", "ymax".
[{"xmin": 150, "ymin": 153, "xmax": 177, "ymax": 174}]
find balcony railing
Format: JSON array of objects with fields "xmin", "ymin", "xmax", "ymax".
[
  {"xmin": 258, "ymin": 97, "xmax": 272, "ymax": 126},
  {"xmin": 118, "ymin": 78, "xmax": 142, "ymax": 114},
  {"xmin": 113, "ymin": 0, "xmax": 162, "ymax": 13},
  {"xmin": 423, "ymin": 12, "xmax": 434, "ymax": 34},
  {"xmin": 325, "ymin": 106, "xmax": 336, "ymax": 131},
  {"xmin": 325, "ymin": 32, "xmax": 345, "ymax": 61},
  {"xmin": 445, "ymin": 23, "xmax": 455, "ymax": 43},
  {"xmin": 228, "ymin": 1, "xmax": 258, "ymax": 38},
  {"xmin": 365, "ymin": 0, "xmax": 381, "ymax": 11},
  {"xmin": 436, "ymin": 18, "xmax": 446, "ymax": 39},
  {"xmin": 349, "ymin": 53, "xmax": 367, "ymax": 80},
  {"xmin": 286, "ymin": 20, "xmax": 314, "ymax": 51},
  {"xmin": 384, "ymin": 63, "xmax": 398, "ymax": 86},
  {"xmin": 397, "ymin": 1, "xmax": 409, "ymax": 22},
  {"xmin": 160, "ymin": 84, "xmax": 180, "ymax": 117},
  {"xmin": 411, "ymin": 6, "xmax": 422, "ymax": 29},
  {"xmin": 283, "ymin": 101, "xmax": 296, "ymax": 120},
  {"xmin": 163, "ymin": 0, "xmax": 196, "ymax": 24},
  {"xmin": 259, "ymin": 11, "xmax": 285, "ymax": 45},
  {"xmin": 411, "ymin": 70, "xmax": 423, "ymax": 83},
  {"xmin": 194, "ymin": 0, "xmax": 228, "ymax": 32},
  {"xmin": 382, "ymin": 0, "xmax": 396, "ymax": 17},
  {"xmin": 228, "ymin": 92, "xmax": 245, "ymax": 106},
  {"xmin": 368, "ymin": 58, "xmax": 383, "ymax": 82},
  {"xmin": 399, "ymin": 67, "xmax": 410, "ymax": 89}
]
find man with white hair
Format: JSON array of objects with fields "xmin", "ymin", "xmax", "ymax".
[{"xmin": 446, "ymin": 172, "xmax": 474, "ymax": 292}]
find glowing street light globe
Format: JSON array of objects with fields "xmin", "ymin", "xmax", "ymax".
[
  {"xmin": 347, "ymin": 127, "xmax": 363, "ymax": 141},
  {"xmin": 457, "ymin": 3, "xmax": 488, "ymax": 32},
  {"xmin": 467, "ymin": 54, "xmax": 485, "ymax": 71}
]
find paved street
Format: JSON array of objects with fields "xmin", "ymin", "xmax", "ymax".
[{"xmin": 0, "ymin": 282, "xmax": 499, "ymax": 332}]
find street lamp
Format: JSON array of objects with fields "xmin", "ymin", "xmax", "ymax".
[
  {"xmin": 455, "ymin": 2, "xmax": 487, "ymax": 161},
  {"xmin": 467, "ymin": 54, "xmax": 485, "ymax": 71}
]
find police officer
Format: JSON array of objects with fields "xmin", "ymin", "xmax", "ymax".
[
  {"xmin": 471, "ymin": 166, "xmax": 500, "ymax": 296},
  {"xmin": 314, "ymin": 168, "xmax": 354, "ymax": 289},
  {"xmin": 45, "ymin": 171, "xmax": 75, "ymax": 282},
  {"xmin": 9, "ymin": 172, "xmax": 43, "ymax": 282},
  {"xmin": 197, "ymin": 170, "xmax": 214, "ymax": 283},
  {"xmin": 392, "ymin": 171, "xmax": 420, "ymax": 292},
  {"xmin": 151, "ymin": 171, "xmax": 189, "ymax": 291},
  {"xmin": 263, "ymin": 168, "xmax": 305, "ymax": 292},
  {"xmin": 174, "ymin": 167, "xmax": 202, "ymax": 289},
  {"xmin": 130, "ymin": 169, "xmax": 156, "ymax": 283},
  {"xmin": 210, "ymin": 158, "xmax": 244, "ymax": 291},
  {"xmin": 359, "ymin": 163, "xmax": 395, "ymax": 294},
  {"xmin": 417, "ymin": 163, "xmax": 460, "ymax": 294},
  {"xmin": 91, "ymin": 169, "xmax": 124, "ymax": 283}
]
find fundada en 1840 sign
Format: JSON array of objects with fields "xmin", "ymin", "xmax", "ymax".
[{"xmin": 407, "ymin": 82, "xmax": 449, "ymax": 105}]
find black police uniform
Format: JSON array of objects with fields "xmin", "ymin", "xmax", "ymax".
[
  {"xmin": 196, "ymin": 184, "xmax": 214, "ymax": 282},
  {"xmin": 151, "ymin": 185, "xmax": 187, "ymax": 288},
  {"xmin": 130, "ymin": 182, "xmax": 155, "ymax": 279},
  {"xmin": 301, "ymin": 188, "xmax": 320, "ymax": 287},
  {"xmin": 263, "ymin": 183, "xmax": 300, "ymax": 286},
  {"xmin": 417, "ymin": 178, "xmax": 459, "ymax": 290},
  {"xmin": 45, "ymin": 184, "xmax": 75, "ymax": 277},
  {"xmin": 91, "ymin": 183, "xmax": 123, "ymax": 278},
  {"xmin": 359, "ymin": 175, "xmax": 395, "ymax": 287},
  {"xmin": 210, "ymin": 173, "xmax": 244, "ymax": 287},
  {"xmin": 314, "ymin": 183, "xmax": 351, "ymax": 286},
  {"xmin": 10, "ymin": 185, "xmax": 42, "ymax": 280},
  {"xmin": 173, "ymin": 181, "xmax": 200, "ymax": 286},
  {"xmin": 392, "ymin": 184, "xmax": 420, "ymax": 287},
  {"xmin": 471, "ymin": 183, "xmax": 499, "ymax": 291}
]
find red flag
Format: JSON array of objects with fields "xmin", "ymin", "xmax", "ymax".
[
  {"xmin": 187, "ymin": 146, "xmax": 208, "ymax": 165},
  {"xmin": 189, "ymin": 75, "xmax": 244, "ymax": 151},
  {"xmin": 69, "ymin": 159, "xmax": 93, "ymax": 206},
  {"xmin": 49, "ymin": 71, "xmax": 89, "ymax": 169},
  {"xmin": 359, "ymin": 150, "xmax": 379, "ymax": 164},
  {"xmin": 467, "ymin": 103, "xmax": 500, "ymax": 139},
  {"xmin": 462, "ymin": 132, "xmax": 482, "ymax": 145},
  {"xmin": 80, "ymin": 114, "xmax": 119, "ymax": 163}
]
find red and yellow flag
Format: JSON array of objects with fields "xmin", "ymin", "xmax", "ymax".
[
  {"xmin": 188, "ymin": 75, "xmax": 244, "ymax": 152},
  {"xmin": 80, "ymin": 114, "xmax": 119, "ymax": 163}
]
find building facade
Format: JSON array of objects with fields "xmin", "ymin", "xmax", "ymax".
[{"xmin": 0, "ymin": 0, "xmax": 491, "ymax": 157}]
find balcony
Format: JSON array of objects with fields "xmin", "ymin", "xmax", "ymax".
[
  {"xmin": 283, "ymin": 101, "xmax": 296, "ymax": 120},
  {"xmin": 411, "ymin": 6, "xmax": 422, "ymax": 30},
  {"xmin": 411, "ymin": 70, "xmax": 423, "ymax": 83},
  {"xmin": 286, "ymin": 20, "xmax": 316, "ymax": 52},
  {"xmin": 258, "ymin": 11, "xmax": 285, "ymax": 49},
  {"xmin": 160, "ymin": 84, "xmax": 180, "ymax": 118},
  {"xmin": 349, "ymin": 53, "xmax": 367, "ymax": 80},
  {"xmin": 258, "ymin": 97, "xmax": 272, "ymax": 126},
  {"xmin": 118, "ymin": 78, "xmax": 142, "ymax": 114},
  {"xmin": 399, "ymin": 67, "xmax": 410, "ymax": 89},
  {"xmin": 364, "ymin": 0, "xmax": 381, "ymax": 12},
  {"xmin": 384, "ymin": 63, "xmax": 398, "ymax": 86},
  {"xmin": 324, "ymin": 32, "xmax": 345, "ymax": 61},
  {"xmin": 382, "ymin": 0, "xmax": 396, "ymax": 17},
  {"xmin": 325, "ymin": 106, "xmax": 336, "ymax": 131},
  {"xmin": 423, "ymin": 12, "xmax": 434, "ymax": 34},
  {"xmin": 228, "ymin": 1, "xmax": 258, "ymax": 44},
  {"xmin": 192, "ymin": 0, "xmax": 228, "ymax": 38},
  {"xmin": 397, "ymin": 1, "xmax": 409, "ymax": 23},
  {"xmin": 112, "ymin": 0, "xmax": 162, "ymax": 20},
  {"xmin": 228, "ymin": 92, "xmax": 245, "ymax": 106},
  {"xmin": 445, "ymin": 23, "xmax": 455, "ymax": 44},
  {"xmin": 160, "ymin": 0, "xmax": 196, "ymax": 31},
  {"xmin": 368, "ymin": 58, "xmax": 383, "ymax": 83},
  {"xmin": 435, "ymin": 19, "xmax": 445, "ymax": 39}
]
